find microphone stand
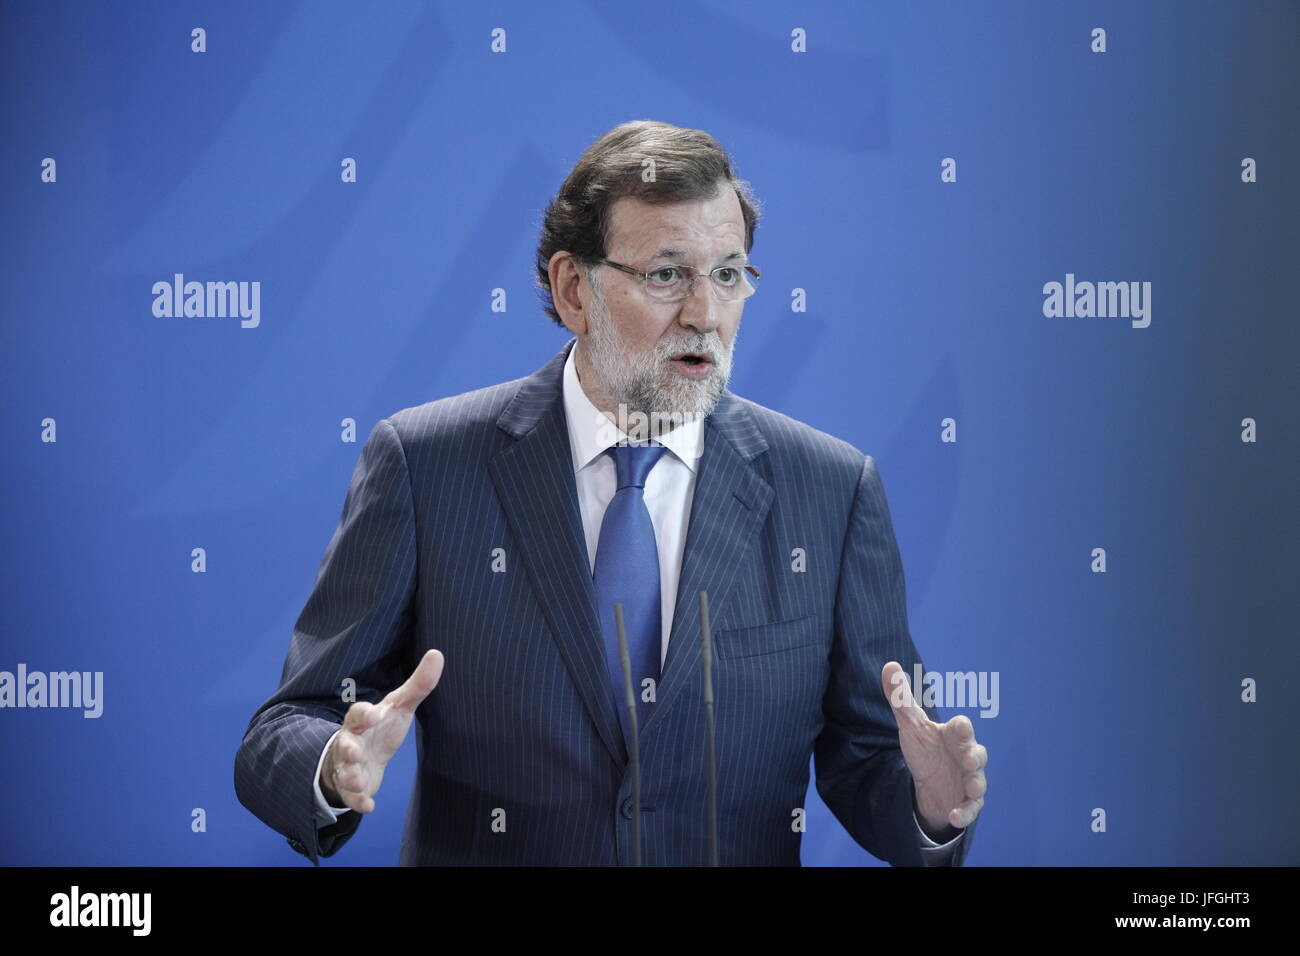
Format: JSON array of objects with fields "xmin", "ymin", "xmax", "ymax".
[
  {"xmin": 613, "ymin": 603, "xmax": 642, "ymax": 867},
  {"xmin": 699, "ymin": 590, "xmax": 718, "ymax": 867}
]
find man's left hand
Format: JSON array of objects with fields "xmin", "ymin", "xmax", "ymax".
[{"xmin": 881, "ymin": 661, "xmax": 988, "ymax": 838}]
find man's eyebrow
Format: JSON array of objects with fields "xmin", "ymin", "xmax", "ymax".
[{"xmin": 649, "ymin": 248, "xmax": 747, "ymax": 265}]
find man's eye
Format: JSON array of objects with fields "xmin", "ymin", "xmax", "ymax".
[
  {"xmin": 715, "ymin": 268, "xmax": 738, "ymax": 284},
  {"xmin": 649, "ymin": 268, "xmax": 681, "ymax": 285}
]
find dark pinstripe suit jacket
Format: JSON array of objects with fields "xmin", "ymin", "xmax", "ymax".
[{"xmin": 234, "ymin": 337, "xmax": 977, "ymax": 866}]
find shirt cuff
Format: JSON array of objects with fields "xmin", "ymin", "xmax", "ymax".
[
  {"xmin": 914, "ymin": 807, "xmax": 964, "ymax": 863},
  {"xmin": 312, "ymin": 728, "xmax": 353, "ymax": 824}
]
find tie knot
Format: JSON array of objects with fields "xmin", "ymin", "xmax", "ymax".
[{"xmin": 606, "ymin": 443, "xmax": 665, "ymax": 490}]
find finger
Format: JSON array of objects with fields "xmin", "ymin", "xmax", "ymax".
[
  {"xmin": 334, "ymin": 760, "xmax": 367, "ymax": 795},
  {"xmin": 962, "ymin": 743, "xmax": 988, "ymax": 773},
  {"xmin": 941, "ymin": 714, "xmax": 975, "ymax": 747},
  {"xmin": 342, "ymin": 700, "xmax": 379, "ymax": 734},
  {"xmin": 964, "ymin": 770, "xmax": 987, "ymax": 800},
  {"xmin": 336, "ymin": 735, "xmax": 362, "ymax": 766},
  {"xmin": 386, "ymin": 649, "xmax": 445, "ymax": 713},
  {"xmin": 326, "ymin": 757, "xmax": 373, "ymax": 813},
  {"xmin": 341, "ymin": 787, "xmax": 375, "ymax": 815},
  {"xmin": 949, "ymin": 795, "xmax": 984, "ymax": 829},
  {"xmin": 326, "ymin": 731, "xmax": 359, "ymax": 786},
  {"xmin": 880, "ymin": 662, "xmax": 927, "ymax": 728}
]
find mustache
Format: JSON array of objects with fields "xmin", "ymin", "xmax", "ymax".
[{"xmin": 657, "ymin": 338, "xmax": 722, "ymax": 361}]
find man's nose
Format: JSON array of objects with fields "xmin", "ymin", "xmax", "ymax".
[{"xmin": 676, "ymin": 275, "xmax": 721, "ymax": 334}]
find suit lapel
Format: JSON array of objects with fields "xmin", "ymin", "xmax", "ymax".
[
  {"xmin": 488, "ymin": 340, "xmax": 628, "ymax": 766},
  {"xmin": 488, "ymin": 338, "xmax": 775, "ymax": 763},
  {"xmin": 640, "ymin": 390, "xmax": 773, "ymax": 738}
]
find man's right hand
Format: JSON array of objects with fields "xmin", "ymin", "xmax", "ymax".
[{"xmin": 320, "ymin": 649, "xmax": 445, "ymax": 814}]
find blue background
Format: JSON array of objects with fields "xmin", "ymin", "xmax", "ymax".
[{"xmin": 2, "ymin": 0, "xmax": 1296, "ymax": 866}]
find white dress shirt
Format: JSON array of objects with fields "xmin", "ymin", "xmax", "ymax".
[{"xmin": 311, "ymin": 342, "xmax": 964, "ymax": 862}]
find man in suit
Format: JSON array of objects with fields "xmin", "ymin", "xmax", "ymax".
[{"xmin": 234, "ymin": 120, "xmax": 987, "ymax": 866}]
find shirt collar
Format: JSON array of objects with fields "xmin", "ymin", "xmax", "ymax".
[{"xmin": 562, "ymin": 338, "xmax": 705, "ymax": 474}]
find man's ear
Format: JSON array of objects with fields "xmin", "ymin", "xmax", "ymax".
[{"xmin": 548, "ymin": 251, "xmax": 589, "ymax": 335}]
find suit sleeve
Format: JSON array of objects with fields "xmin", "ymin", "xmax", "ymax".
[
  {"xmin": 813, "ymin": 454, "xmax": 978, "ymax": 866},
  {"xmin": 233, "ymin": 418, "xmax": 419, "ymax": 865}
]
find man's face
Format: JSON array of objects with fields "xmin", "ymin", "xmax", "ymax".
[{"xmin": 577, "ymin": 185, "xmax": 747, "ymax": 426}]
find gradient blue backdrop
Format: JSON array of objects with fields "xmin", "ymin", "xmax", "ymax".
[{"xmin": 2, "ymin": 0, "xmax": 1296, "ymax": 866}]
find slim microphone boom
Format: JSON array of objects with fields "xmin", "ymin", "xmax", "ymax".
[
  {"xmin": 699, "ymin": 590, "xmax": 718, "ymax": 866},
  {"xmin": 613, "ymin": 602, "xmax": 642, "ymax": 867}
]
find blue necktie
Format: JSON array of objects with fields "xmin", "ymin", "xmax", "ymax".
[{"xmin": 594, "ymin": 443, "xmax": 666, "ymax": 746}]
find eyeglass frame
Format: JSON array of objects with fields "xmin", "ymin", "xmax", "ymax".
[{"xmin": 586, "ymin": 256, "xmax": 761, "ymax": 302}]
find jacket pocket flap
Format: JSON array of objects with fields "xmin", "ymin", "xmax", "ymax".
[{"xmin": 713, "ymin": 612, "xmax": 820, "ymax": 660}]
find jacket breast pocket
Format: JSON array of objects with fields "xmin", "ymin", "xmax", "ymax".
[{"xmin": 713, "ymin": 612, "xmax": 821, "ymax": 661}]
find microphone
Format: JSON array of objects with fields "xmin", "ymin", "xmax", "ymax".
[
  {"xmin": 698, "ymin": 590, "xmax": 718, "ymax": 867},
  {"xmin": 613, "ymin": 602, "xmax": 642, "ymax": 867}
]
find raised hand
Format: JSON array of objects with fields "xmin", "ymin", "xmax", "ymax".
[
  {"xmin": 881, "ymin": 661, "xmax": 987, "ymax": 835},
  {"xmin": 321, "ymin": 649, "xmax": 445, "ymax": 814}
]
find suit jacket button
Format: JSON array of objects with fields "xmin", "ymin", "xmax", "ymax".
[{"xmin": 620, "ymin": 797, "xmax": 634, "ymax": 820}]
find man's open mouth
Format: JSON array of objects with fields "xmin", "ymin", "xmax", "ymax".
[{"xmin": 671, "ymin": 352, "xmax": 712, "ymax": 366}]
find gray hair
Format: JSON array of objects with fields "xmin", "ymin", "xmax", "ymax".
[{"xmin": 535, "ymin": 120, "xmax": 762, "ymax": 326}]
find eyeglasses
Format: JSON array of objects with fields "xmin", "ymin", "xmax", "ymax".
[{"xmin": 590, "ymin": 257, "xmax": 761, "ymax": 303}]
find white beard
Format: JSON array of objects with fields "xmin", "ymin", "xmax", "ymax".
[{"xmin": 581, "ymin": 272, "xmax": 736, "ymax": 434}]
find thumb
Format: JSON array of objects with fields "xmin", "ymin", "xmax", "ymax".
[
  {"xmin": 387, "ymin": 649, "xmax": 445, "ymax": 713},
  {"xmin": 881, "ymin": 661, "xmax": 926, "ymax": 729}
]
